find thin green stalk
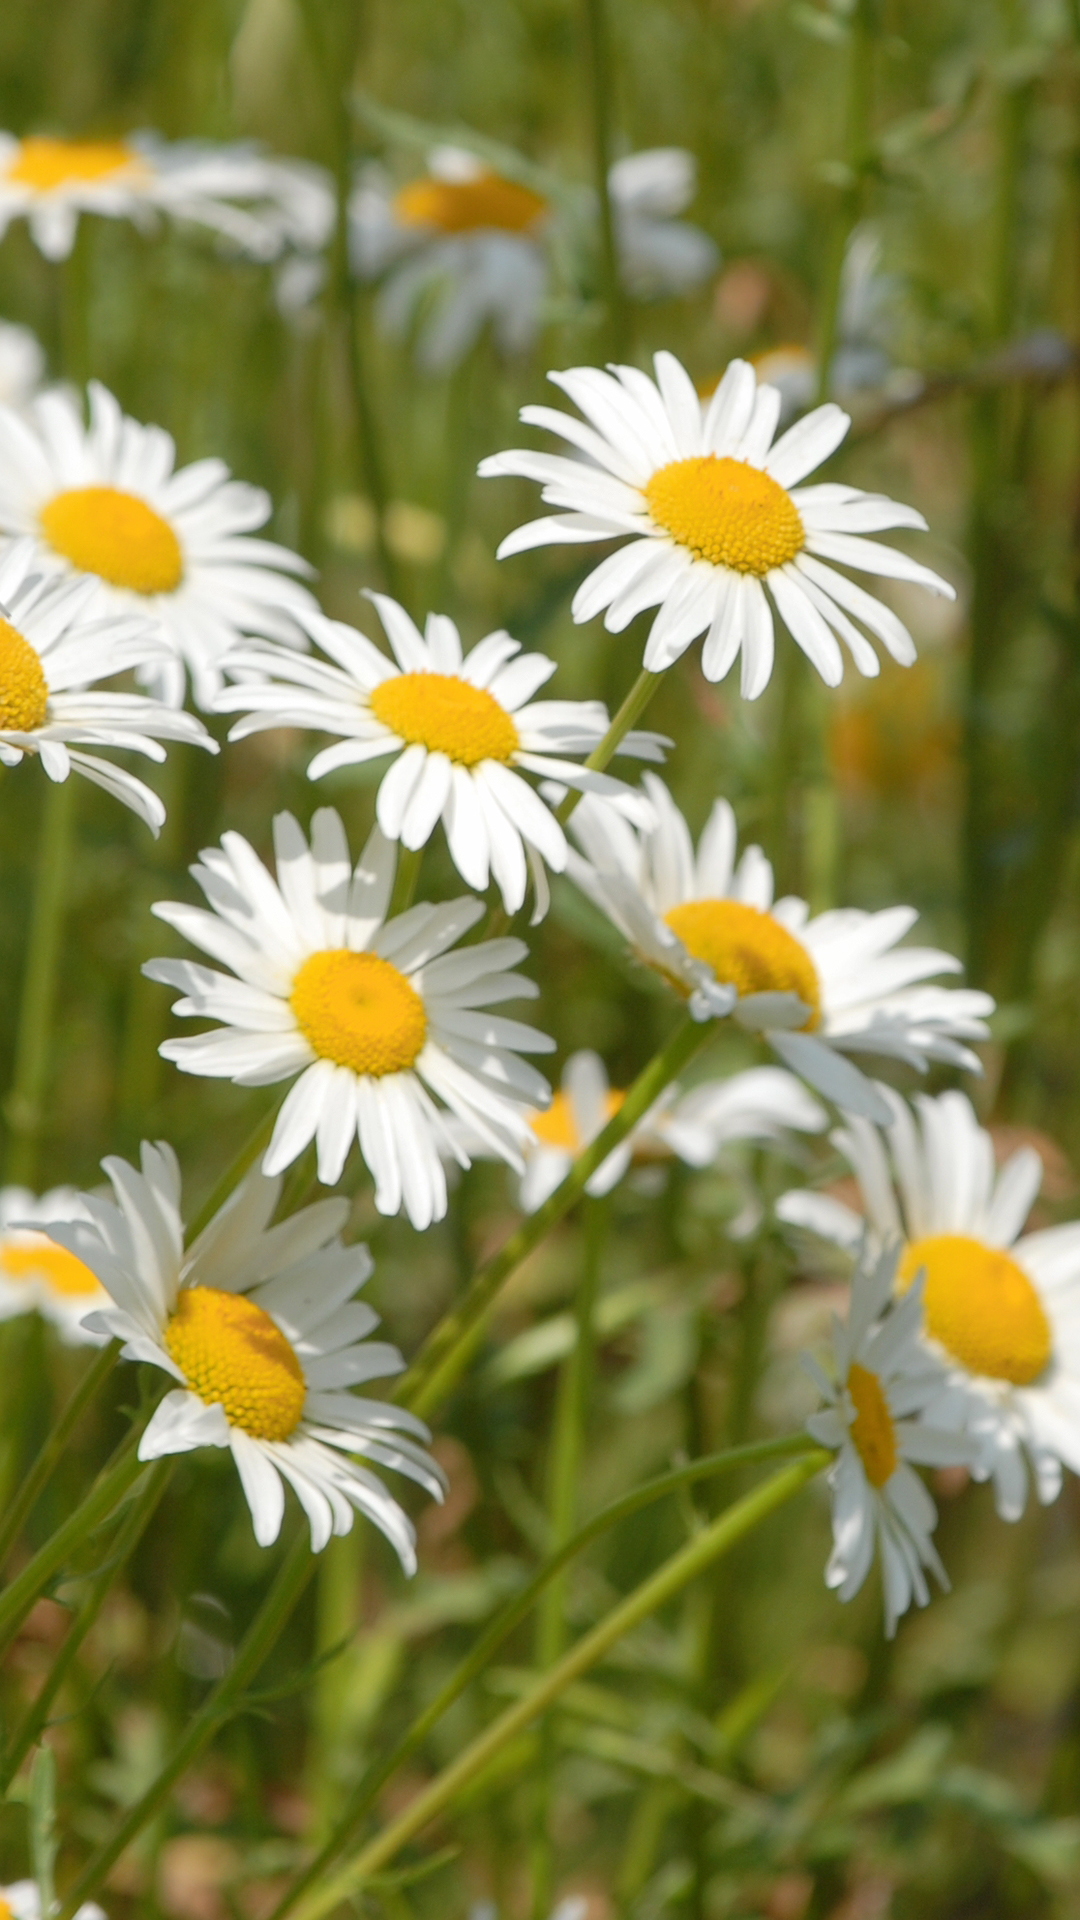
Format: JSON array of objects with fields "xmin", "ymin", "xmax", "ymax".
[
  {"xmin": 1, "ymin": 1460, "xmax": 172, "ymax": 1789},
  {"xmin": 580, "ymin": 0, "xmax": 627, "ymax": 358},
  {"xmin": 396, "ymin": 1013, "xmax": 713, "ymax": 1418},
  {"xmin": 389, "ymin": 845, "xmax": 424, "ymax": 917},
  {"xmin": 0, "ymin": 1342, "xmax": 117, "ymax": 1572},
  {"xmin": 5, "ymin": 775, "xmax": 77, "ymax": 1186},
  {"xmin": 268, "ymin": 1433, "xmax": 814, "ymax": 1920},
  {"xmin": 188, "ymin": 1102, "xmax": 280, "ymax": 1243},
  {"xmin": 0, "ymin": 1442, "xmax": 145, "ymax": 1662},
  {"xmin": 814, "ymin": 0, "xmax": 877, "ymax": 403},
  {"xmin": 287, "ymin": 1454, "xmax": 829, "ymax": 1919},
  {"xmin": 555, "ymin": 667, "xmax": 661, "ymax": 826},
  {"xmin": 55, "ymin": 1530, "xmax": 315, "ymax": 1920}
]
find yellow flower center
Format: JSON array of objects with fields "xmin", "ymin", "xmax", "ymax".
[
  {"xmin": 0, "ymin": 618, "xmax": 48, "ymax": 732},
  {"xmin": 41, "ymin": 485, "xmax": 185, "ymax": 596},
  {"xmin": 899, "ymin": 1233, "xmax": 1052, "ymax": 1387},
  {"xmin": 291, "ymin": 949, "xmax": 428, "ymax": 1076},
  {"xmin": 0, "ymin": 1898, "xmax": 13, "ymax": 1920},
  {"xmin": 644, "ymin": 455, "xmax": 805, "ymax": 576},
  {"xmin": 663, "ymin": 898, "xmax": 821, "ymax": 1027},
  {"xmin": 531, "ymin": 1087, "xmax": 624, "ymax": 1152},
  {"xmin": 395, "ymin": 172, "xmax": 548, "ymax": 236},
  {"xmin": 369, "ymin": 671, "xmax": 520, "ymax": 767},
  {"xmin": 0, "ymin": 1234, "xmax": 103, "ymax": 1298},
  {"xmin": 7, "ymin": 136, "xmax": 141, "ymax": 191},
  {"xmin": 165, "ymin": 1286, "xmax": 306, "ymax": 1442},
  {"xmin": 847, "ymin": 1361, "xmax": 898, "ymax": 1488}
]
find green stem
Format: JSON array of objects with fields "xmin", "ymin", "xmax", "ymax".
[
  {"xmin": 0, "ymin": 1342, "xmax": 117, "ymax": 1573},
  {"xmin": 268, "ymin": 1434, "xmax": 814, "ymax": 1920},
  {"xmin": 389, "ymin": 844, "xmax": 424, "ymax": 918},
  {"xmin": 580, "ymin": 0, "xmax": 627, "ymax": 358},
  {"xmin": 0, "ymin": 1441, "xmax": 145, "ymax": 1663},
  {"xmin": 187, "ymin": 1102, "xmax": 280, "ymax": 1243},
  {"xmin": 5, "ymin": 775, "xmax": 76, "ymax": 1186},
  {"xmin": 287, "ymin": 1454, "xmax": 828, "ymax": 1919},
  {"xmin": 396, "ymin": 1014, "xmax": 713, "ymax": 1418},
  {"xmin": 814, "ymin": 0, "xmax": 877, "ymax": 404},
  {"xmin": 0, "ymin": 1460, "xmax": 172, "ymax": 1790},
  {"xmin": 555, "ymin": 668, "xmax": 661, "ymax": 826},
  {"xmin": 55, "ymin": 1531, "xmax": 315, "ymax": 1920}
]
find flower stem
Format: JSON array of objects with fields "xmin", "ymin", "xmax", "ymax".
[
  {"xmin": 187, "ymin": 1101, "xmax": 280, "ymax": 1243},
  {"xmin": 389, "ymin": 843, "xmax": 424, "ymax": 917},
  {"xmin": 285, "ymin": 1453, "xmax": 829, "ymax": 1920},
  {"xmin": 555, "ymin": 666, "xmax": 662, "ymax": 826},
  {"xmin": 396, "ymin": 1013, "xmax": 713, "ymax": 1418},
  {"xmin": 4, "ymin": 774, "xmax": 77, "ymax": 1186},
  {"xmin": 0, "ymin": 1440, "xmax": 145, "ymax": 1663},
  {"xmin": 267, "ymin": 1433, "xmax": 815, "ymax": 1920},
  {"xmin": 54, "ymin": 1529, "xmax": 315, "ymax": 1920},
  {"xmin": 0, "ymin": 1459, "xmax": 172, "ymax": 1790},
  {"xmin": 0, "ymin": 1341, "xmax": 118, "ymax": 1574},
  {"xmin": 814, "ymin": 0, "xmax": 878, "ymax": 404},
  {"xmin": 580, "ymin": 0, "xmax": 628, "ymax": 359}
]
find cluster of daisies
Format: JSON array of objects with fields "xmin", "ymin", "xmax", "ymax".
[{"xmin": 0, "ymin": 134, "xmax": 1072, "ymax": 1643}]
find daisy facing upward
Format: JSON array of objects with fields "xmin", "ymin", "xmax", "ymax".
[
  {"xmin": 566, "ymin": 774, "xmax": 993, "ymax": 1120},
  {"xmin": 216, "ymin": 591, "xmax": 664, "ymax": 918},
  {"xmin": 146, "ymin": 808, "xmax": 555, "ymax": 1228},
  {"xmin": 480, "ymin": 350, "xmax": 953, "ymax": 698}
]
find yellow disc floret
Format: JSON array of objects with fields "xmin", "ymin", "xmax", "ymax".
[
  {"xmin": 0, "ymin": 1898, "xmax": 14, "ymax": 1920},
  {"xmin": 291, "ymin": 949, "xmax": 428, "ymax": 1076},
  {"xmin": 165, "ymin": 1286, "xmax": 306, "ymax": 1441},
  {"xmin": 847, "ymin": 1361, "xmax": 898, "ymax": 1487},
  {"xmin": 899, "ymin": 1233, "xmax": 1052, "ymax": 1387},
  {"xmin": 0, "ymin": 618, "xmax": 48, "ymax": 732},
  {"xmin": 531, "ymin": 1087, "xmax": 624, "ymax": 1152},
  {"xmin": 644, "ymin": 455, "xmax": 805, "ymax": 576},
  {"xmin": 370, "ymin": 671, "xmax": 520, "ymax": 767},
  {"xmin": 664, "ymin": 897, "xmax": 821, "ymax": 1027},
  {"xmin": 41, "ymin": 485, "xmax": 184, "ymax": 595},
  {"xmin": 8, "ymin": 136, "xmax": 140, "ymax": 191},
  {"xmin": 395, "ymin": 172, "xmax": 548, "ymax": 235},
  {"xmin": 0, "ymin": 1234, "xmax": 103, "ymax": 1298}
]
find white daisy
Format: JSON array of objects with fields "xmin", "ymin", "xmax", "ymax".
[
  {"xmin": 216, "ymin": 592, "xmax": 664, "ymax": 918},
  {"xmin": 0, "ymin": 539, "xmax": 212, "ymax": 832},
  {"xmin": 565, "ymin": 774, "xmax": 993, "ymax": 1121},
  {"xmin": 0, "ymin": 380, "xmax": 317, "ymax": 708},
  {"xmin": 145, "ymin": 808, "xmax": 554, "ymax": 1228},
  {"xmin": 0, "ymin": 1185, "xmax": 110, "ymax": 1343},
  {"xmin": 518, "ymin": 1052, "xmax": 826, "ymax": 1212},
  {"xmin": 46, "ymin": 1145, "xmax": 444, "ymax": 1563},
  {"xmin": 0, "ymin": 1882, "xmax": 104, "ymax": 1920},
  {"xmin": 779, "ymin": 1088, "xmax": 1080, "ymax": 1523},
  {"xmin": 0, "ymin": 132, "xmax": 333, "ymax": 264},
  {"xmin": 607, "ymin": 149, "xmax": 718, "ymax": 300},
  {"xmin": 805, "ymin": 1244, "xmax": 974, "ymax": 1636},
  {"xmin": 478, "ymin": 349, "xmax": 953, "ymax": 698}
]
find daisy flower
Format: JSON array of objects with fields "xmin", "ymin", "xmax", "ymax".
[
  {"xmin": 565, "ymin": 774, "xmax": 993, "ymax": 1121},
  {"xmin": 216, "ymin": 592, "xmax": 664, "ymax": 917},
  {"xmin": 805, "ymin": 1244, "xmax": 974, "ymax": 1636},
  {"xmin": 0, "ymin": 1883, "xmax": 104, "ymax": 1920},
  {"xmin": 0, "ymin": 1185, "xmax": 110, "ymax": 1342},
  {"xmin": 478, "ymin": 349, "xmax": 953, "ymax": 698},
  {"xmin": 518, "ymin": 1052, "xmax": 826, "ymax": 1212},
  {"xmin": 779, "ymin": 1088, "xmax": 1080, "ymax": 1522},
  {"xmin": 0, "ymin": 539, "xmax": 212, "ymax": 831},
  {"xmin": 145, "ymin": 809, "xmax": 554, "ymax": 1228},
  {"xmin": 0, "ymin": 380, "xmax": 317, "ymax": 708},
  {"xmin": 47, "ymin": 1145, "xmax": 444, "ymax": 1563},
  {"xmin": 0, "ymin": 131, "xmax": 332, "ymax": 263},
  {"xmin": 607, "ymin": 149, "xmax": 718, "ymax": 300}
]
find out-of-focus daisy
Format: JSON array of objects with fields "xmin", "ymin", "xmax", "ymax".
[
  {"xmin": 805, "ymin": 1244, "xmax": 974, "ymax": 1636},
  {"xmin": 217, "ymin": 592, "xmax": 663, "ymax": 917},
  {"xmin": 0, "ymin": 539, "xmax": 212, "ymax": 831},
  {"xmin": 479, "ymin": 349, "xmax": 953, "ymax": 698},
  {"xmin": 146, "ymin": 809, "xmax": 554, "ymax": 1228},
  {"xmin": 0, "ymin": 132, "xmax": 332, "ymax": 263},
  {"xmin": 518, "ymin": 1051, "xmax": 826, "ymax": 1212},
  {"xmin": 0, "ymin": 319, "xmax": 45, "ymax": 410},
  {"xmin": 0, "ymin": 380, "xmax": 316, "ymax": 708},
  {"xmin": 0, "ymin": 1185, "xmax": 110, "ymax": 1343},
  {"xmin": 780, "ymin": 1089, "xmax": 1080, "ymax": 1522},
  {"xmin": 48, "ymin": 1146, "xmax": 444, "ymax": 1562},
  {"xmin": 566, "ymin": 775, "xmax": 992, "ymax": 1120},
  {"xmin": 1, "ymin": 1883, "xmax": 104, "ymax": 1920},
  {"xmin": 608, "ymin": 149, "xmax": 717, "ymax": 299}
]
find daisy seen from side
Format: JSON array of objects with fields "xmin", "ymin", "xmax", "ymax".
[
  {"xmin": 805, "ymin": 1244, "xmax": 975, "ymax": 1636},
  {"xmin": 146, "ymin": 809, "xmax": 554, "ymax": 1228},
  {"xmin": 0, "ymin": 380, "xmax": 317, "ymax": 708},
  {"xmin": 565, "ymin": 774, "xmax": 993, "ymax": 1120},
  {"xmin": 779, "ymin": 1087, "xmax": 1080, "ymax": 1522},
  {"xmin": 216, "ymin": 592, "xmax": 664, "ymax": 917},
  {"xmin": 479, "ymin": 349, "xmax": 953, "ymax": 698},
  {"xmin": 0, "ymin": 1884, "xmax": 104, "ymax": 1920},
  {"xmin": 0, "ymin": 1185, "xmax": 110, "ymax": 1342},
  {"xmin": 0, "ymin": 539, "xmax": 212, "ymax": 831},
  {"xmin": 47, "ymin": 1145, "xmax": 444, "ymax": 1563}
]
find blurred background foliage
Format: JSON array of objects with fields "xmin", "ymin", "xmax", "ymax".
[{"xmin": 3, "ymin": 2, "xmax": 1080, "ymax": 1918}]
